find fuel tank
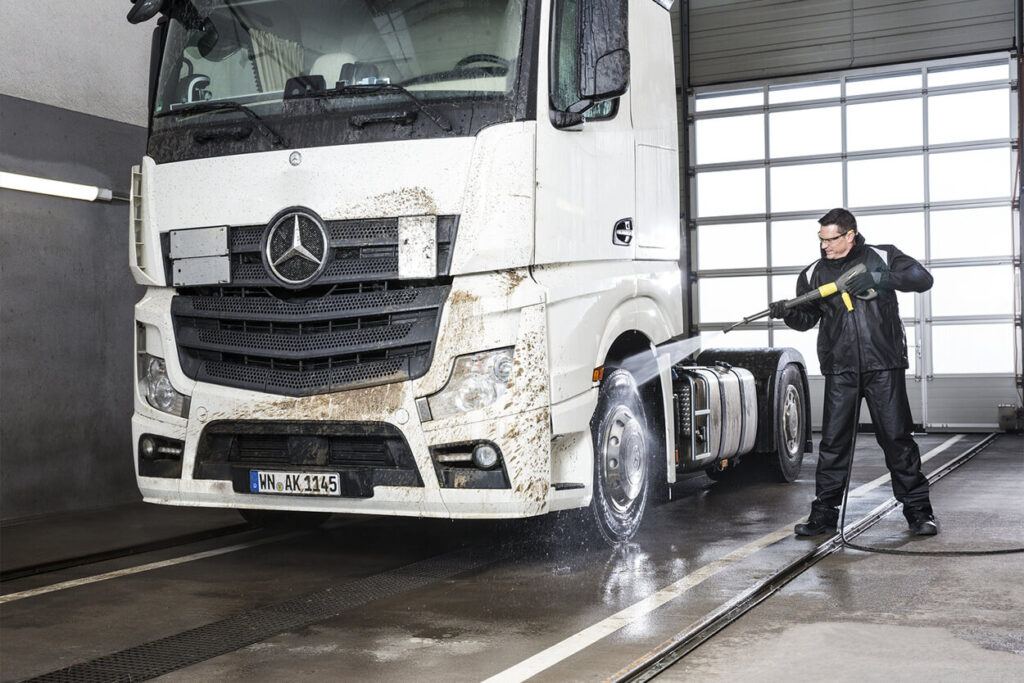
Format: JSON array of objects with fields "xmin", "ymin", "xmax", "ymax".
[{"xmin": 672, "ymin": 363, "xmax": 758, "ymax": 471}]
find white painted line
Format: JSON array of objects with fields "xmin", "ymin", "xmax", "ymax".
[
  {"xmin": 482, "ymin": 525, "xmax": 795, "ymax": 683},
  {"xmin": 484, "ymin": 433, "xmax": 966, "ymax": 683},
  {"xmin": 0, "ymin": 532, "xmax": 302, "ymax": 605}
]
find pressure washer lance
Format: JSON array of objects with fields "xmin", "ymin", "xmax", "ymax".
[{"xmin": 722, "ymin": 262, "xmax": 877, "ymax": 333}]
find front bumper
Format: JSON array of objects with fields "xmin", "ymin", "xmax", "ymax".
[
  {"xmin": 133, "ymin": 398, "xmax": 551, "ymax": 519},
  {"xmin": 133, "ymin": 281, "xmax": 553, "ymax": 519}
]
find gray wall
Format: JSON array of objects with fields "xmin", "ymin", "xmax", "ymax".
[
  {"xmin": 1, "ymin": 95, "xmax": 147, "ymax": 520},
  {"xmin": 1, "ymin": 1, "xmax": 150, "ymax": 521}
]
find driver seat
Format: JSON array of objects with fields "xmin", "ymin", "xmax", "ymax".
[{"xmin": 310, "ymin": 52, "xmax": 356, "ymax": 84}]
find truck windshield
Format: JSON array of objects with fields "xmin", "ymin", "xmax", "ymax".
[{"xmin": 149, "ymin": 0, "xmax": 531, "ymax": 161}]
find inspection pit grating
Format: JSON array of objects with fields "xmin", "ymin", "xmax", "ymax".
[{"xmin": 26, "ymin": 547, "xmax": 491, "ymax": 683}]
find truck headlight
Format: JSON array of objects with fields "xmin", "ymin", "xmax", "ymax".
[
  {"xmin": 426, "ymin": 348, "xmax": 514, "ymax": 420},
  {"xmin": 139, "ymin": 354, "xmax": 190, "ymax": 417}
]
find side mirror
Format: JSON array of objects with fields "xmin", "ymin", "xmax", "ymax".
[
  {"xmin": 578, "ymin": 0, "xmax": 630, "ymax": 103},
  {"xmin": 549, "ymin": 0, "xmax": 629, "ymax": 127},
  {"xmin": 127, "ymin": 0, "xmax": 167, "ymax": 24}
]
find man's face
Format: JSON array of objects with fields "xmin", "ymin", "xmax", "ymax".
[{"xmin": 818, "ymin": 223, "xmax": 855, "ymax": 259}]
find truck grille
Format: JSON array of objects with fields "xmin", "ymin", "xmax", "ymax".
[{"xmin": 170, "ymin": 216, "xmax": 456, "ymax": 396}]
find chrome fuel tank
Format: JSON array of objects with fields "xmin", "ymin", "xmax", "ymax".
[{"xmin": 672, "ymin": 364, "xmax": 758, "ymax": 469}]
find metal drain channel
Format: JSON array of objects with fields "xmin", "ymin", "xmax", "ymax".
[{"xmin": 25, "ymin": 547, "xmax": 492, "ymax": 683}]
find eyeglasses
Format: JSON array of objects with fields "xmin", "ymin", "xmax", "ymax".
[{"xmin": 819, "ymin": 230, "xmax": 853, "ymax": 245}]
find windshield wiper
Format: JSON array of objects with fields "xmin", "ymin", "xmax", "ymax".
[
  {"xmin": 299, "ymin": 84, "xmax": 453, "ymax": 133},
  {"xmin": 159, "ymin": 101, "xmax": 289, "ymax": 148}
]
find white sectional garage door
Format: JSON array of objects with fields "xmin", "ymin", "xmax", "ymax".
[{"xmin": 689, "ymin": 54, "xmax": 1020, "ymax": 429}]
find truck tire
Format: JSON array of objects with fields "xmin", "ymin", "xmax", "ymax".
[
  {"xmin": 768, "ymin": 364, "xmax": 806, "ymax": 483},
  {"xmin": 239, "ymin": 509, "xmax": 331, "ymax": 528},
  {"xmin": 590, "ymin": 368, "xmax": 650, "ymax": 545}
]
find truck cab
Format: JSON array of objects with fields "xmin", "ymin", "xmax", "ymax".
[{"xmin": 129, "ymin": 0, "xmax": 810, "ymax": 545}]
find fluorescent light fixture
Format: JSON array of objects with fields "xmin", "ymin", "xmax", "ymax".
[{"xmin": 0, "ymin": 171, "xmax": 124, "ymax": 202}]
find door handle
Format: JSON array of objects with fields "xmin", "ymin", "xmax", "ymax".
[{"xmin": 613, "ymin": 218, "xmax": 633, "ymax": 246}]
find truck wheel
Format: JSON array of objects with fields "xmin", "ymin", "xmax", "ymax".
[
  {"xmin": 239, "ymin": 509, "xmax": 331, "ymax": 528},
  {"xmin": 590, "ymin": 368, "xmax": 650, "ymax": 545},
  {"xmin": 769, "ymin": 364, "xmax": 805, "ymax": 483}
]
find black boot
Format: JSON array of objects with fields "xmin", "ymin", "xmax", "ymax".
[
  {"xmin": 794, "ymin": 505, "xmax": 838, "ymax": 537},
  {"xmin": 906, "ymin": 510, "xmax": 939, "ymax": 536}
]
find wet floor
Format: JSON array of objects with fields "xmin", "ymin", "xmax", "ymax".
[{"xmin": 1, "ymin": 433, "xmax": 1020, "ymax": 682}]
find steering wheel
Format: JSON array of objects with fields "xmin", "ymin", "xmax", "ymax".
[{"xmin": 454, "ymin": 54, "xmax": 510, "ymax": 76}]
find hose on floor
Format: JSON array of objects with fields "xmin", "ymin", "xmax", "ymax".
[{"xmin": 836, "ymin": 418, "xmax": 1024, "ymax": 556}]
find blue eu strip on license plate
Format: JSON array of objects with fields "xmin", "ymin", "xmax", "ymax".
[{"xmin": 249, "ymin": 470, "xmax": 342, "ymax": 496}]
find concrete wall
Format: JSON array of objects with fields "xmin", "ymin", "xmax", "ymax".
[
  {"xmin": 0, "ymin": 95, "xmax": 147, "ymax": 520},
  {"xmin": 1, "ymin": 0, "xmax": 151, "ymax": 521},
  {"xmin": 0, "ymin": 1, "xmax": 152, "ymax": 126}
]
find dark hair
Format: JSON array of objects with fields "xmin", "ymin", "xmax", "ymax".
[{"xmin": 818, "ymin": 208, "xmax": 857, "ymax": 232}]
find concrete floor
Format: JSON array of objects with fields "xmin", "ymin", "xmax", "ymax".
[
  {"xmin": 0, "ymin": 432, "xmax": 1020, "ymax": 682},
  {"xmin": 665, "ymin": 434, "xmax": 1024, "ymax": 683}
]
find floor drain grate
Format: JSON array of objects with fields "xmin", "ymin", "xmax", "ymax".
[{"xmin": 26, "ymin": 547, "xmax": 491, "ymax": 683}]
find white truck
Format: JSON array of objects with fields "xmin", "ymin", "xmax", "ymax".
[{"xmin": 127, "ymin": 0, "xmax": 811, "ymax": 544}]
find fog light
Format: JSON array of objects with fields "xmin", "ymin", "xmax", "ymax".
[
  {"xmin": 472, "ymin": 444, "xmax": 500, "ymax": 470},
  {"xmin": 137, "ymin": 434, "xmax": 185, "ymax": 478}
]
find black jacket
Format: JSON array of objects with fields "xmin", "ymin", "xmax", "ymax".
[{"xmin": 782, "ymin": 233, "xmax": 933, "ymax": 375}]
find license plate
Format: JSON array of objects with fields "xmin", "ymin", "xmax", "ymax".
[{"xmin": 249, "ymin": 470, "xmax": 342, "ymax": 497}]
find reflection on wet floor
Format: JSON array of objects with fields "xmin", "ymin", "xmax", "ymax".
[{"xmin": 2, "ymin": 435, "xmax": 1016, "ymax": 683}]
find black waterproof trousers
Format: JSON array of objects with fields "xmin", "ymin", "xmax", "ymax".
[{"xmin": 812, "ymin": 368, "xmax": 932, "ymax": 522}]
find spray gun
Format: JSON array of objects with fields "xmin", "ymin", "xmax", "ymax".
[{"xmin": 723, "ymin": 262, "xmax": 877, "ymax": 333}]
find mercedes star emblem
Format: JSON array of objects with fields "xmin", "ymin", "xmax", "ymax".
[{"xmin": 262, "ymin": 209, "xmax": 330, "ymax": 288}]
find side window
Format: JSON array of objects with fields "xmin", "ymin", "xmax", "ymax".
[
  {"xmin": 549, "ymin": 0, "xmax": 620, "ymax": 121},
  {"xmin": 550, "ymin": 0, "xmax": 581, "ymax": 112}
]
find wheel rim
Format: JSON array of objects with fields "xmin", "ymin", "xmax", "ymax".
[
  {"xmin": 601, "ymin": 405, "xmax": 647, "ymax": 514},
  {"xmin": 782, "ymin": 384, "xmax": 801, "ymax": 456}
]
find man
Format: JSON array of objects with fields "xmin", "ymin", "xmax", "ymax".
[{"xmin": 769, "ymin": 208, "xmax": 938, "ymax": 536}]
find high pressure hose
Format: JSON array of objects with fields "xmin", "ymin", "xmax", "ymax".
[{"xmin": 836, "ymin": 408, "xmax": 1024, "ymax": 556}]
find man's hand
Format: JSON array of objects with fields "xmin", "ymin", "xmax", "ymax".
[
  {"xmin": 845, "ymin": 270, "xmax": 886, "ymax": 295},
  {"xmin": 768, "ymin": 300, "xmax": 788, "ymax": 319}
]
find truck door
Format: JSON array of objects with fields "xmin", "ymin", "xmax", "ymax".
[
  {"xmin": 535, "ymin": 0, "xmax": 636, "ymax": 266},
  {"xmin": 629, "ymin": 0, "xmax": 680, "ymax": 259}
]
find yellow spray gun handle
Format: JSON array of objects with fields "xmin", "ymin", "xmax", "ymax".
[
  {"xmin": 814, "ymin": 281, "xmax": 854, "ymax": 311},
  {"xmin": 817, "ymin": 282, "xmax": 838, "ymax": 298}
]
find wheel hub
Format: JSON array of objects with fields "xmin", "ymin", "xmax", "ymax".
[
  {"xmin": 782, "ymin": 384, "xmax": 801, "ymax": 455},
  {"xmin": 601, "ymin": 406, "xmax": 647, "ymax": 513}
]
